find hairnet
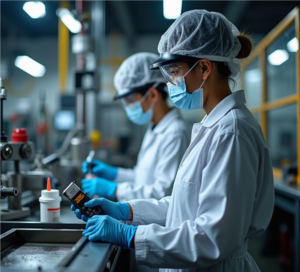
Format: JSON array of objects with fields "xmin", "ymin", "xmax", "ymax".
[
  {"xmin": 158, "ymin": 10, "xmax": 242, "ymax": 76},
  {"xmin": 114, "ymin": 52, "xmax": 166, "ymax": 97}
]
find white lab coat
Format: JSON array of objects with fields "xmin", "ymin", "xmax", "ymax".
[
  {"xmin": 128, "ymin": 90, "xmax": 274, "ymax": 272},
  {"xmin": 115, "ymin": 108, "xmax": 190, "ymax": 202}
]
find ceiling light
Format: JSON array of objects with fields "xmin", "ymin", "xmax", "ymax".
[
  {"xmin": 163, "ymin": 0, "xmax": 182, "ymax": 20},
  {"xmin": 15, "ymin": 56, "xmax": 46, "ymax": 77},
  {"xmin": 57, "ymin": 8, "xmax": 82, "ymax": 34},
  {"xmin": 268, "ymin": 50, "xmax": 289, "ymax": 66},
  {"xmin": 23, "ymin": 1, "xmax": 46, "ymax": 19},
  {"xmin": 245, "ymin": 68, "xmax": 262, "ymax": 83},
  {"xmin": 287, "ymin": 37, "xmax": 298, "ymax": 52}
]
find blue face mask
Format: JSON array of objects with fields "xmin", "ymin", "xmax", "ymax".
[
  {"xmin": 167, "ymin": 60, "xmax": 206, "ymax": 110},
  {"xmin": 125, "ymin": 91, "xmax": 154, "ymax": 125}
]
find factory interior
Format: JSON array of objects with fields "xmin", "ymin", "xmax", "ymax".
[{"xmin": 1, "ymin": 1, "xmax": 300, "ymax": 272}]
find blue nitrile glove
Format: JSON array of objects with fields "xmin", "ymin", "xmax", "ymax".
[
  {"xmin": 71, "ymin": 198, "xmax": 130, "ymax": 222},
  {"xmin": 82, "ymin": 215, "xmax": 137, "ymax": 249},
  {"xmin": 71, "ymin": 204, "xmax": 89, "ymax": 222},
  {"xmin": 81, "ymin": 177, "xmax": 118, "ymax": 200},
  {"xmin": 82, "ymin": 159, "xmax": 118, "ymax": 180}
]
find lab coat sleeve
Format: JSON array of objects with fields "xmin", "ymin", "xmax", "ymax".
[
  {"xmin": 116, "ymin": 134, "xmax": 187, "ymax": 202},
  {"xmin": 134, "ymin": 134, "xmax": 265, "ymax": 269},
  {"xmin": 114, "ymin": 167, "xmax": 135, "ymax": 183},
  {"xmin": 127, "ymin": 196, "xmax": 171, "ymax": 226}
]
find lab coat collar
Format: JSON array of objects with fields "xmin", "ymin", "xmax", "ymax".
[
  {"xmin": 151, "ymin": 108, "xmax": 181, "ymax": 134},
  {"xmin": 202, "ymin": 90, "xmax": 246, "ymax": 128}
]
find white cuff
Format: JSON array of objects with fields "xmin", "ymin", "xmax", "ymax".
[
  {"xmin": 126, "ymin": 200, "xmax": 142, "ymax": 226},
  {"xmin": 134, "ymin": 225, "xmax": 148, "ymax": 263}
]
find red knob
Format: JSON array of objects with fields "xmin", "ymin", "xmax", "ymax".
[{"xmin": 11, "ymin": 128, "xmax": 28, "ymax": 142}]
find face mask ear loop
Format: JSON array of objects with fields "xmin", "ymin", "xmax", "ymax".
[
  {"xmin": 141, "ymin": 81, "xmax": 161, "ymax": 104},
  {"xmin": 152, "ymin": 81, "xmax": 160, "ymax": 89},
  {"xmin": 200, "ymin": 79, "xmax": 205, "ymax": 89},
  {"xmin": 140, "ymin": 90, "xmax": 150, "ymax": 104},
  {"xmin": 147, "ymin": 81, "xmax": 161, "ymax": 112},
  {"xmin": 149, "ymin": 101, "xmax": 155, "ymax": 112},
  {"xmin": 183, "ymin": 59, "xmax": 201, "ymax": 78}
]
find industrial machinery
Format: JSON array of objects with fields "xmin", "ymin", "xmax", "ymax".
[
  {"xmin": 1, "ymin": 0, "xmax": 104, "ymax": 219},
  {"xmin": 0, "ymin": 2, "xmax": 122, "ymax": 270},
  {"xmin": 45, "ymin": 0, "xmax": 102, "ymax": 192},
  {"xmin": 0, "ymin": 79, "xmax": 55, "ymax": 221},
  {"xmin": 0, "ymin": 78, "xmax": 31, "ymax": 220},
  {"xmin": 0, "ymin": 80, "xmax": 17, "ymax": 201}
]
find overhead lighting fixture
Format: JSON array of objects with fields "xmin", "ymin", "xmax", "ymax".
[
  {"xmin": 245, "ymin": 68, "xmax": 262, "ymax": 83},
  {"xmin": 287, "ymin": 37, "xmax": 299, "ymax": 52},
  {"xmin": 56, "ymin": 8, "xmax": 82, "ymax": 34},
  {"xmin": 15, "ymin": 56, "xmax": 46, "ymax": 77},
  {"xmin": 268, "ymin": 50, "xmax": 289, "ymax": 66},
  {"xmin": 23, "ymin": 1, "xmax": 46, "ymax": 19},
  {"xmin": 163, "ymin": 0, "xmax": 182, "ymax": 20}
]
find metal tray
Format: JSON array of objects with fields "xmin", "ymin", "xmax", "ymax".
[
  {"xmin": 0, "ymin": 228, "xmax": 121, "ymax": 272},
  {"xmin": 1, "ymin": 228, "xmax": 85, "ymax": 270}
]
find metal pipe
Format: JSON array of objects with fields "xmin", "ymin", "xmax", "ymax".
[
  {"xmin": 91, "ymin": 0, "xmax": 105, "ymax": 131},
  {"xmin": 76, "ymin": 92, "xmax": 86, "ymax": 137},
  {"xmin": 0, "ymin": 185, "xmax": 18, "ymax": 199},
  {"xmin": 8, "ymin": 174, "xmax": 23, "ymax": 210}
]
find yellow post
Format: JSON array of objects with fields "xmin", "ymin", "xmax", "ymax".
[
  {"xmin": 58, "ymin": 1, "xmax": 69, "ymax": 94},
  {"xmin": 295, "ymin": 10, "xmax": 300, "ymax": 185}
]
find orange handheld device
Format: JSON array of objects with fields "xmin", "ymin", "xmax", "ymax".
[{"xmin": 62, "ymin": 181, "xmax": 102, "ymax": 217}]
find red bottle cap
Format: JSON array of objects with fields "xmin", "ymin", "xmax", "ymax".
[{"xmin": 11, "ymin": 128, "xmax": 28, "ymax": 142}]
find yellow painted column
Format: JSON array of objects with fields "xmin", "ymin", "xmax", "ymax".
[
  {"xmin": 58, "ymin": 1, "xmax": 69, "ymax": 94},
  {"xmin": 295, "ymin": 10, "xmax": 300, "ymax": 185}
]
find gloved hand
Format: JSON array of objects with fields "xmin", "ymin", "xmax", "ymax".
[
  {"xmin": 82, "ymin": 159, "xmax": 118, "ymax": 181},
  {"xmin": 71, "ymin": 204, "xmax": 89, "ymax": 222},
  {"xmin": 71, "ymin": 198, "xmax": 130, "ymax": 222},
  {"xmin": 81, "ymin": 177, "xmax": 118, "ymax": 200},
  {"xmin": 82, "ymin": 215, "xmax": 137, "ymax": 249}
]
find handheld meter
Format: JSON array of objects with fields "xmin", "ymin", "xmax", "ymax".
[{"xmin": 63, "ymin": 181, "xmax": 102, "ymax": 217}]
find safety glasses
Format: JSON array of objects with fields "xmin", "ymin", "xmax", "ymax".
[
  {"xmin": 159, "ymin": 60, "xmax": 200, "ymax": 86},
  {"xmin": 120, "ymin": 90, "xmax": 150, "ymax": 108}
]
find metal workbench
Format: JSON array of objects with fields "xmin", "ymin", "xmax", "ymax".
[
  {"xmin": 0, "ymin": 204, "xmax": 122, "ymax": 272},
  {"xmin": 1, "ymin": 228, "xmax": 121, "ymax": 272}
]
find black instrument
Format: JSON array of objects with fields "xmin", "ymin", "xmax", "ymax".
[{"xmin": 62, "ymin": 181, "xmax": 102, "ymax": 217}]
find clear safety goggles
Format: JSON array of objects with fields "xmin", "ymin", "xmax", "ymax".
[
  {"xmin": 120, "ymin": 82, "xmax": 160, "ymax": 107},
  {"xmin": 159, "ymin": 60, "xmax": 200, "ymax": 86},
  {"xmin": 120, "ymin": 90, "xmax": 150, "ymax": 108}
]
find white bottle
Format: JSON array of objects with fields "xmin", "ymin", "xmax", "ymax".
[{"xmin": 39, "ymin": 178, "xmax": 61, "ymax": 222}]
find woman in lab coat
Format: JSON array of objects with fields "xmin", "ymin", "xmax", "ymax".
[
  {"xmin": 77, "ymin": 10, "xmax": 274, "ymax": 272},
  {"xmin": 79, "ymin": 52, "xmax": 189, "ymax": 202}
]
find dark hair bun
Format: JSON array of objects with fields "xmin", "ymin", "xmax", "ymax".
[{"xmin": 236, "ymin": 34, "xmax": 252, "ymax": 59}]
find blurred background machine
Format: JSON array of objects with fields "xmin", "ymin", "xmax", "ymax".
[
  {"xmin": 1, "ymin": 79, "xmax": 54, "ymax": 220},
  {"xmin": 1, "ymin": 2, "xmax": 123, "ymax": 271}
]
